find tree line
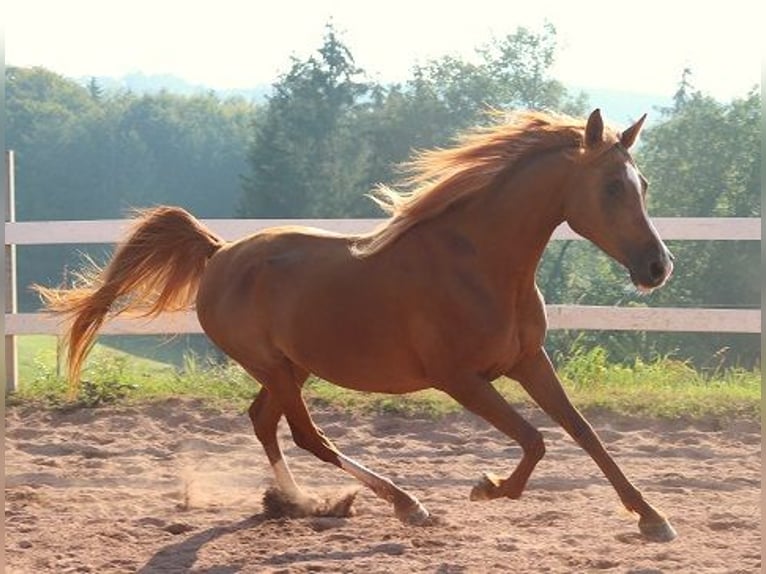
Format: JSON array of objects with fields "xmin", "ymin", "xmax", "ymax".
[{"xmin": 6, "ymin": 24, "xmax": 760, "ymax": 368}]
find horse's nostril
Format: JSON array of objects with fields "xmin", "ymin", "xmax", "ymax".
[{"xmin": 649, "ymin": 261, "xmax": 665, "ymax": 281}]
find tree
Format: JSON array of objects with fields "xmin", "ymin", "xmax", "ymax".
[
  {"xmin": 6, "ymin": 67, "xmax": 101, "ymax": 219},
  {"xmin": 641, "ymin": 89, "xmax": 760, "ymax": 218},
  {"xmin": 401, "ymin": 23, "xmax": 586, "ymax": 133},
  {"xmin": 240, "ymin": 23, "xmax": 371, "ymax": 217},
  {"xmin": 671, "ymin": 68, "xmax": 694, "ymax": 112},
  {"xmin": 87, "ymin": 77, "xmax": 104, "ymax": 101},
  {"xmin": 480, "ymin": 22, "xmax": 573, "ymax": 110}
]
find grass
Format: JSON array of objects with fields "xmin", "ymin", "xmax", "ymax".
[
  {"xmin": 10, "ymin": 335, "xmax": 761, "ymax": 421},
  {"xmin": 17, "ymin": 335, "xmax": 169, "ymax": 382},
  {"xmin": 555, "ymin": 345, "xmax": 761, "ymax": 420},
  {"xmin": 13, "ymin": 336, "xmax": 253, "ymax": 408}
]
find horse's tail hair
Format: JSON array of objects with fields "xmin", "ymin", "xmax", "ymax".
[{"xmin": 33, "ymin": 206, "xmax": 224, "ymax": 395}]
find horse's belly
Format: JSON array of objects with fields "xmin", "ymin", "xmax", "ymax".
[
  {"xmin": 279, "ymin": 312, "xmax": 431, "ymax": 394},
  {"xmin": 306, "ymin": 362, "xmax": 433, "ymax": 395}
]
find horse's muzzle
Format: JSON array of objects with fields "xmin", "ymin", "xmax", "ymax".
[{"xmin": 629, "ymin": 247, "xmax": 674, "ymax": 292}]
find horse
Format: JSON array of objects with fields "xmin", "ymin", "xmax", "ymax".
[{"xmin": 35, "ymin": 108, "xmax": 677, "ymax": 541}]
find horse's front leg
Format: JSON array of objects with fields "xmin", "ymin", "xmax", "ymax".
[
  {"xmin": 508, "ymin": 348, "xmax": 677, "ymax": 542},
  {"xmin": 438, "ymin": 374, "xmax": 546, "ymax": 501}
]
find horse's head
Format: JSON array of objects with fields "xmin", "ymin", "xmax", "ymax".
[{"xmin": 563, "ymin": 109, "xmax": 673, "ymax": 292}]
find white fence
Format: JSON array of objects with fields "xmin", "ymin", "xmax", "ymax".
[{"xmin": 4, "ymin": 151, "xmax": 762, "ymax": 390}]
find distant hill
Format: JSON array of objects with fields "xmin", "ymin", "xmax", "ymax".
[
  {"xmin": 77, "ymin": 72, "xmax": 273, "ymax": 101},
  {"xmin": 78, "ymin": 73, "xmax": 673, "ymax": 122}
]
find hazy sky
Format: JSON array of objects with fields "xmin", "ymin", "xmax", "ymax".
[{"xmin": 5, "ymin": 0, "xmax": 763, "ymax": 100}]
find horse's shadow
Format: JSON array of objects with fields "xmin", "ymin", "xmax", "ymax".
[
  {"xmin": 138, "ymin": 514, "xmax": 266, "ymax": 573},
  {"xmin": 138, "ymin": 510, "xmax": 408, "ymax": 573}
]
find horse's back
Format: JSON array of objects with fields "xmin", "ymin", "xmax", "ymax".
[{"xmin": 197, "ymin": 226, "xmax": 351, "ymax": 327}]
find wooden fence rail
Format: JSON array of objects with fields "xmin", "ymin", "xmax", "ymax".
[
  {"xmin": 5, "ymin": 216, "xmax": 762, "ymax": 245},
  {"xmin": 6, "ymin": 306, "xmax": 760, "ymax": 337}
]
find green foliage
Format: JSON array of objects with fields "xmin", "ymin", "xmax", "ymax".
[
  {"xmin": 636, "ymin": 90, "xmax": 760, "ymax": 351},
  {"xmin": 240, "ymin": 23, "xmax": 372, "ymax": 218},
  {"xmin": 16, "ymin": 346, "xmax": 257, "ymax": 409},
  {"xmin": 478, "ymin": 23, "xmax": 577, "ymax": 111},
  {"xmin": 6, "ymin": 68, "xmax": 253, "ymax": 221},
  {"xmin": 162, "ymin": 353, "xmax": 257, "ymax": 403},
  {"xmin": 78, "ymin": 355, "xmax": 138, "ymax": 406},
  {"xmin": 641, "ymin": 89, "xmax": 760, "ymax": 218},
  {"xmin": 17, "ymin": 354, "xmax": 137, "ymax": 408},
  {"xmin": 16, "ymin": 360, "xmax": 69, "ymax": 407},
  {"xmin": 551, "ymin": 342, "xmax": 760, "ymax": 419}
]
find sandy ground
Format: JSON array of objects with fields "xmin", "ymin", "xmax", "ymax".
[{"xmin": 4, "ymin": 397, "xmax": 761, "ymax": 573}]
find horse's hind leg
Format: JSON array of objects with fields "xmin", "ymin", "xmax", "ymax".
[
  {"xmin": 509, "ymin": 349, "xmax": 677, "ymax": 542},
  {"xmin": 256, "ymin": 360, "xmax": 429, "ymax": 525},
  {"xmin": 248, "ymin": 386, "xmax": 303, "ymax": 499},
  {"xmin": 246, "ymin": 367, "xmax": 356, "ymax": 517}
]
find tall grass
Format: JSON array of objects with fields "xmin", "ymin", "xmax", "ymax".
[
  {"xmin": 554, "ymin": 345, "xmax": 760, "ymax": 419},
  {"xmin": 10, "ymin": 336, "xmax": 761, "ymax": 420}
]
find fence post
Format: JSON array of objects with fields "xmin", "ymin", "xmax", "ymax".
[{"xmin": 5, "ymin": 150, "xmax": 18, "ymax": 393}]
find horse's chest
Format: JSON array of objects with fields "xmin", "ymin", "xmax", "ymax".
[
  {"xmin": 471, "ymin": 321, "xmax": 525, "ymax": 373},
  {"xmin": 467, "ymin": 291, "xmax": 547, "ymax": 371},
  {"xmin": 412, "ymin": 295, "xmax": 543, "ymax": 380}
]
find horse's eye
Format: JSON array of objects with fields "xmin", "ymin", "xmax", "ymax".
[{"xmin": 605, "ymin": 180, "xmax": 622, "ymax": 196}]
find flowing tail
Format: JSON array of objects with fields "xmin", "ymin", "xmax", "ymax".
[{"xmin": 34, "ymin": 206, "xmax": 224, "ymax": 394}]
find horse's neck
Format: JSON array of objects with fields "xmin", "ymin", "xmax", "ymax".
[{"xmin": 434, "ymin": 151, "xmax": 570, "ymax": 291}]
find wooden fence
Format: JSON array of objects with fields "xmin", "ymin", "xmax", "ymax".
[{"xmin": 4, "ymin": 151, "xmax": 761, "ymax": 391}]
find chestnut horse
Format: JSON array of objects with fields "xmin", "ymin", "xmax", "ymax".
[{"xmin": 36, "ymin": 109, "xmax": 676, "ymax": 541}]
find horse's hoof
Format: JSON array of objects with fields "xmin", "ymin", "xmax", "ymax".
[
  {"xmin": 396, "ymin": 500, "xmax": 430, "ymax": 525},
  {"xmin": 639, "ymin": 515, "xmax": 678, "ymax": 542},
  {"xmin": 470, "ymin": 472, "xmax": 501, "ymax": 501}
]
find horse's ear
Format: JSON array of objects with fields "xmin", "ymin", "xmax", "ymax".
[
  {"xmin": 620, "ymin": 113, "xmax": 648, "ymax": 149},
  {"xmin": 584, "ymin": 108, "xmax": 604, "ymax": 148}
]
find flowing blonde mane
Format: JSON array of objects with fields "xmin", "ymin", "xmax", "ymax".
[{"xmin": 351, "ymin": 110, "xmax": 616, "ymax": 257}]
